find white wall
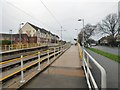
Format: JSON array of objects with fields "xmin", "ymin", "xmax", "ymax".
[{"xmin": 21, "ymin": 23, "xmax": 36, "ymax": 37}]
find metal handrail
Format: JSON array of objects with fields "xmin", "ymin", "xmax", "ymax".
[
  {"xmin": 77, "ymin": 42, "xmax": 106, "ymax": 89},
  {"xmin": 1, "ymin": 46, "xmax": 62, "ymax": 65},
  {"xmin": 84, "ymin": 49, "xmax": 106, "ymax": 88},
  {"xmin": 1, "ymin": 44, "xmax": 70, "ymax": 81}
]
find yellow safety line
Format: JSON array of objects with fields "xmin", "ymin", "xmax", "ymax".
[
  {"xmin": 0, "ymin": 49, "xmax": 53, "ymax": 65},
  {"xmin": 0, "ymin": 58, "xmax": 21, "ymax": 64},
  {"xmin": 0, "ymin": 69, "xmax": 21, "ymax": 81},
  {"xmin": 0, "ymin": 50, "xmax": 62, "ymax": 81},
  {"xmin": 77, "ymin": 42, "xmax": 83, "ymax": 60},
  {"xmin": 0, "ymin": 53, "xmax": 37, "ymax": 65}
]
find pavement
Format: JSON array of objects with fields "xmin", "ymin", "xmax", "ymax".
[
  {"xmin": 21, "ymin": 45, "xmax": 88, "ymax": 88},
  {"xmin": 86, "ymin": 49, "xmax": 119, "ymax": 88},
  {"xmin": 22, "ymin": 73, "xmax": 87, "ymax": 88}
]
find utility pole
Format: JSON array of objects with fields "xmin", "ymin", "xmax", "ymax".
[
  {"xmin": 61, "ymin": 26, "xmax": 62, "ymax": 41},
  {"xmin": 10, "ymin": 29, "xmax": 12, "ymax": 46},
  {"xmin": 58, "ymin": 26, "xmax": 66, "ymax": 45}
]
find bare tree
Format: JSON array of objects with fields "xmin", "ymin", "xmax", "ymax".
[
  {"xmin": 84, "ymin": 24, "xmax": 96, "ymax": 40},
  {"xmin": 78, "ymin": 24, "xmax": 96, "ymax": 46},
  {"xmin": 97, "ymin": 13, "xmax": 118, "ymax": 37},
  {"xmin": 97, "ymin": 13, "xmax": 119, "ymax": 46}
]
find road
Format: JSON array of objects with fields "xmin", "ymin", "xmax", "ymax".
[
  {"xmin": 91, "ymin": 45, "xmax": 119, "ymax": 56},
  {"xmin": 86, "ymin": 49, "xmax": 119, "ymax": 88}
]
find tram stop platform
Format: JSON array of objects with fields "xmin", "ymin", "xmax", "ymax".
[{"xmin": 21, "ymin": 45, "xmax": 88, "ymax": 88}]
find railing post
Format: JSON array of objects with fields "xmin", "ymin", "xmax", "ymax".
[
  {"xmin": 82, "ymin": 49, "xmax": 85, "ymax": 67},
  {"xmin": 5, "ymin": 45, "xmax": 7, "ymax": 51},
  {"xmin": 38, "ymin": 52, "xmax": 41, "ymax": 70},
  {"xmin": 54, "ymin": 47, "xmax": 55, "ymax": 59},
  {"xmin": 59, "ymin": 46, "xmax": 61, "ymax": 54},
  {"xmin": 9, "ymin": 45, "xmax": 10, "ymax": 50},
  {"xmin": 61, "ymin": 45, "xmax": 63, "ymax": 52},
  {"xmin": 16, "ymin": 45, "xmax": 17, "ymax": 49},
  {"xmin": 10, "ymin": 45, "xmax": 12, "ymax": 50},
  {"xmin": 87, "ymin": 55, "xmax": 89, "ymax": 80},
  {"xmin": 20, "ymin": 55, "xmax": 25, "ymax": 83},
  {"xmin": 11, "ymin": 45, "xmax": 13, "ymax": 50},
  {"xmin": 47, "ymin": 50, "xmax": 50, "ymax": 64}
]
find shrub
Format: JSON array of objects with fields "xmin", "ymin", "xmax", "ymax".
[{"xmin": 1, "ymin": 40, "xmax": 14, "ymax": 45}]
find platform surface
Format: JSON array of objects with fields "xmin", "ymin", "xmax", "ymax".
[{"xmin": 22, "ymin": 45, "xmax": 88, "ymax": 88}]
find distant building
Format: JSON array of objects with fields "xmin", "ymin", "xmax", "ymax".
[
  {"xmin": 20, "ymin": 22, "xmax": 59, "ymax": 44},
  {"xmin": 0, "ymin": 33, "xmax": 11, "ymax": 41},
  {"xmin": 0, "ymin": 33, "xmax": 29, "ymax": 44},
  {"xmin": 98, "ymin": 35, "xmax": 120, "ymax": 46},
  {"xmin": 116, "ymin": 34, "xmax": 120, "ymax": 42},
  {"xmin": 99, "ymin": 36, "xmax": 108, "ymax": 45},
  {"xmin": 1, "ymin": 22, "xmax": 59, "ymax": 45}
]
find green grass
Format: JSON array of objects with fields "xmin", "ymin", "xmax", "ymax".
[{"xmin": 88, "ymin": 47, "xmax": 120, "ymax": 63}]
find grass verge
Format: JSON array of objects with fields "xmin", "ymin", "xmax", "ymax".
[{"xmin": 88, "ymin": 47, "xmax": 120, "ymax": 63}]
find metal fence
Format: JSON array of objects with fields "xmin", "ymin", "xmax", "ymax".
[
  {"xmin": 0, "ymin": 44, "xmax": 71, "ymax": 82},
  {"xmin": 1, "ymin": 43, "xmax": 59, "ymax": 52},
  {"xmin": 78, "ymin": 42, "xmax": 106, "ymax": 89}
]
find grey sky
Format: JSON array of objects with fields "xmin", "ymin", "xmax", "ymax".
[{"xmin": 1, "ymin": 0, "xmax": 119, "ymax": 43}]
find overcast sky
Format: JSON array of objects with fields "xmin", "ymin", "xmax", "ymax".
[{"xmin": 1, "ymin": 0, "xmax": 119, "ymax": 43}]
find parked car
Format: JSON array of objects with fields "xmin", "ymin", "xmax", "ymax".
[{"xmin": 91, "ymin": 43, "xmax": 97, "ymax": 46}]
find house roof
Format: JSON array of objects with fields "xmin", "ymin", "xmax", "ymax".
[
  {"xmin": 27, "ymin": 22, "xmax": 59, "ymax": 38},
  {"xmin": 28, "ymin": 22, "xmax": 49, "ymax": 34}
]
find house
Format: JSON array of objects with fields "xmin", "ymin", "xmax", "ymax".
[
  {"xmin": 0, "ymin": 33, "xmax": 29, "ymax": 44},
  {"xmin": 98, "ymin": 35, "xmax": 119, "ymax": 46},
  {"xmin": 98, "ymin": 36, "xmax": 109, "ymax": 45},
  {"xmin": 0, "ymin": 33, "xmax": 11, "ymax": 41},
  {"xmin": 1, "ymin": 22, "xmax": 60, "ymax": 45},
  {"xmin": 14, "ymin": 34, "xmax": 29, "ymax": 44},
  {"xmin": 116, "ymin": 34, "xmax": 120, "ymax": 42},
  {"xmin": 20, "ymin": 22, "xmax": 59, "ymax": 44}
]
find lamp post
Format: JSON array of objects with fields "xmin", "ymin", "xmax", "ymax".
[
  {"xmin": 19, "ymin": 23, "xmax": 24, "ymax": 45},
  {"xmin": 37, "ymin": 29, "xmax": 41, "ymax": 45},
  {"xmin": 75, "ymin": 29, "xmax": 80, "ymax": 40},
  {"xmin": 78, "ymin": 19, "xmax": 84, "ymax": 48},
  {"xmin": 78, "ymin": 18, "xmax": 85, "ymax": 67},
  {"xmin": 10, "ymin": 29, "xmax": 12, "ymax": 49}
]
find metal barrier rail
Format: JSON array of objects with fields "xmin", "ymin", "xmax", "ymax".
[
  {"xmin": 0, "ymin": 44, "xmax": 70, "ymax": 82},
  {"xmin": 77, "ymin": 43, "xmax": 106, "ymax": 89},
  {"xmin": 0, "ymin": 46, "xmax": 61, "ymax": 65},
  {"xmin": 1, "ymin": 43, "xmax": 39, "ymax": 51},
  {"xmin": 1, "ymin": 43, "xmax": 52, "ymax": 51}
]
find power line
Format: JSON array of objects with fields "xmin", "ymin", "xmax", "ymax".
[
  {"xmin": 57, "ymin": 26, "xmax": 66, "ymax": 40},
  {"xmin": 39, "ymin": 0, "xmax": 62, "ymax": 27},
  {"xmin": 6, "ymin": 1, "xmax": 57, "ymax": 30},
  {"xmin": 39, "ymin": 0, "xmax": 67, "ymax": 41}
]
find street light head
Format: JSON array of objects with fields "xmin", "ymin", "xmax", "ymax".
[
  {"xmin": 78, "ymin": 19, "xmax": 82, "ymax": 21},
  {"xmin": 20, "ymin": 22, "xmax": 24, "ymax": 25}
]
